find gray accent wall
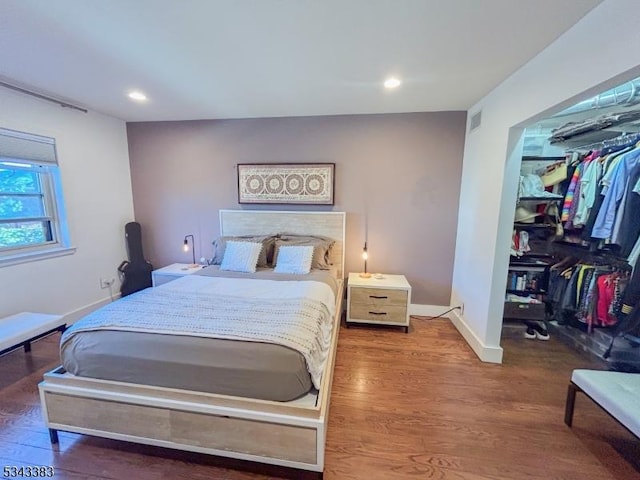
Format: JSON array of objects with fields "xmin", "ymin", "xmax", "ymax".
[{"xmin": 127, "ymin": 112, "xmax": 465, "ymax": 305}]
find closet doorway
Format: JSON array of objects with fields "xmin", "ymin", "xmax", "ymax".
[{"xmin": 501, "ymin": 75, "xmax": 640, "ymax": 373}]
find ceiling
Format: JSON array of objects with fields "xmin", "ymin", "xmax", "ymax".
[{"xmin": 0, "ymin": 0, "xmax": 602, "ymax": 122}]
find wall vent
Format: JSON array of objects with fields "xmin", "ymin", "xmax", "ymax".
[{"xmin": 469, "ymin": 110, "xmax": 482, "ymax": 133}]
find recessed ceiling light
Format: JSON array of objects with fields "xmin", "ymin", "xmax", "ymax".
[
  {"xmin": 384, "ymin": 77, "xmax": 402, "ymax": 89},
  {"xmin": 127, "ymin": 90, "xmax": 147, "ymax": 102}
]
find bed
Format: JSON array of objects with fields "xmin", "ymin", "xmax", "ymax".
[{"xmin": 39, "ymin": 210, "xmax": 346, "ymax": 476}]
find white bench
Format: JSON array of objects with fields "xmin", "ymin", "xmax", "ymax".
[
  {"xmin": 0, "ymin": 312, "xmax": 66, "ymax": 357},
  {"xmin": 565, "ymin": 369, "xmax": 640, "ymax": 438}
]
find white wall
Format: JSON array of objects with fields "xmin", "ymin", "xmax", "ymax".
[
  {"xmin": 0, "ymin": 87, "xmax": 134, "ymax": 320},
  {"xmin": 450, "ymin": 0, "xmax": 640, "ymax": 362}
]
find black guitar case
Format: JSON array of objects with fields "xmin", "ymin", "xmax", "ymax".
[{"xmin": 118, "ymin": 222, "xmax": 153, "ymax": 297}]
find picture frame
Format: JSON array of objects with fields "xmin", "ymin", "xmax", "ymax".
[{"xmin": 237, "ymin": 163, "xmax": 335, "ymax": 205}]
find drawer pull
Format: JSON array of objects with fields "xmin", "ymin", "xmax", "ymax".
[
  {"xmin": 368, "ymin": 311, "xmax": 387, "ymax": 315},
  {"xmin": 369, "ymin": 295, "xmax": 388, "ymax": 299}
]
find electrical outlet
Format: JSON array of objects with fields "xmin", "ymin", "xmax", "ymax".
[
  {"xmin": 100, "ymin": 277, "xmax": 115, "ymax": 289},
  {"xmin": 460, "ymin": 303, "xmax": 465, "ymax": 315}
]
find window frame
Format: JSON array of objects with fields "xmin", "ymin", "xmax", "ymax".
[{"xmin": 0, "ymin": 129, "xmax": 74, "ymax": 267}]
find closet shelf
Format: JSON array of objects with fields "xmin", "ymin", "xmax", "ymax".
[
  {"xmin": 509, "ymin": 260, "xmax": 549, "ymax": 268},
  {"xmin": 509, "ymin": 253, "xmax": 552, "ymax": 267},
  {"xmin": 549, "ymin": 110, "xmax": 640, "ymax": 146},
  {"xmin": 550, "ymin": 128, "xmax": 622, "ymax": 147},
  {"xmin": 509, "ymin": 262, "xmax": 548, "ymax": 268},
  {"xmin": 506, "ymin": 288, "xmax": 546, "ymax": 295},
  {"xmin": 514, "ymin": 222, "xmax": 555, "ymax": 230},
  {"xmin": 519, "ymin": 196, "xmax": 563, "ymax": 201},
  {"xmin": 503, "ymin": 301, "xmax": 546, "ymax": 321},
  {"xmin": 521, "ymin": 156, "xmax": 565, "ymax": 162}
]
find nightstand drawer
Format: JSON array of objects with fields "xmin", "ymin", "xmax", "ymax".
[
  {"xmin": 349, "ymin": 304, "xmax": 407, "ymax": 323},
  {"xmin": 350, "ymin": 287, "xmax": 407, "ymax": 307}
]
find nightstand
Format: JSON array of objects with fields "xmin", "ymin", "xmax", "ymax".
[
  {"xmin": 151, "ymin": 263, "xmax": 205, "ymax": 287},
  {"xmin": 347, "ymin": 273, "xmax": 412, "ymax": 333}
]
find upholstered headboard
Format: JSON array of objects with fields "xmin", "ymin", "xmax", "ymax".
[{"xmin": 219, "ymin": 210, "xmax": 346, "ymax": 279}]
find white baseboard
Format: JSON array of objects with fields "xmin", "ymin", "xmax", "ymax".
[
  {"xmin": 410, "ymin": 303, "xmax": 503, "ymax": 364},
  {"xmin": 62, "ymin": 294, "xmax": 120, "ymax": 325},
  {"xmin": 409, "ymin": 304, "xmax": 452, "ymax": 317},
  {"xmin": 449, "ymin": 309, "xmax": 503, "ymax": 363}
]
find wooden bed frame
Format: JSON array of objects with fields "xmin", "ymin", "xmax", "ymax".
[{"xmin": 39, "ymin": 210, "xmax": 346, "ymax": 476}]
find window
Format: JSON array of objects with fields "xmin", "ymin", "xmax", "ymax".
[{"xmin": 0, "ymin": 128, "xmax": 72, "ymax": 266}]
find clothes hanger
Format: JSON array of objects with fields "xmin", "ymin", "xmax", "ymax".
[{"xmin": 550, "ymin": 256, "xmax": 577, "ymax": 271}]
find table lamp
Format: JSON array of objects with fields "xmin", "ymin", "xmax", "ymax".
[
  {"xmin": 183, "ymin": 234, "xmax": 197, "ymax": 267},
  {"xmin": 359, "ymin": 242, "xmax": 371, "ymax": 278}
]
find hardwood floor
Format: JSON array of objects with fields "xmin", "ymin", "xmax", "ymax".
[{"xmin": 1, "ymin": 318, "xmax": 638, "ymax": 479}]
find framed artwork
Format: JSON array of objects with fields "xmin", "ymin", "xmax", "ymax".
[{"xmin": 237, "ymin": 163, "xmax": 335, "ymax": 205}]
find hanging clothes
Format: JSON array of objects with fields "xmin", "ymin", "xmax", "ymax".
[
  {"xmin": 575, "ymin": 267, "xmax": 595, "ymax": 323},
  {"xmin": 596, "ymin": 274, "xmax": 617, "ymax": 326},
  {"xmin": 628, "ymin": 235, "xmax": 640, "ymax": 271},
  {"xmin": 581, "ymin": 149, "xmax": 628, "ymax": 240},
  {"xmin": 591, "ymin": 146, "xmax": 640, "ymax": 240},
  {"xmin": 573, "ymin": 156, "xmax": 602, "ymax": 227},
  {"xmin": 546, "ymin": 262, "xmax": 630, "ymax": 330},
  {"xmin": 613, "ymin": 164, "xmax": 640, "ymax": 257},
  {"xmin": 561, "ymin": 161, "xmax": 584, "ymax": 222},
  {"xmin": 620, "ymin": 267, "xmax": 640, "ymax": 320},
  {"xmin": 540, "ymin": 119, "xmax": 640, "ymax": 360}
]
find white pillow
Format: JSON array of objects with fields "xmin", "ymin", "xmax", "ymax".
[
  {"xmin": 274, "ymin": 245, "xmax": 314, "ymax": 274},
  {"xmin": 220, "ymin": 241, "xmax": 262, "ymax": 273}
]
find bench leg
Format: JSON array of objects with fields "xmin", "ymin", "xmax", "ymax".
[
  {"xmin": 23, "ymin": 341, "xmax": 31, "ymax": 353},
  {"xmin": 49, "ymin": 429, "xmax": 59, "ymax": 444},
  {"xmin": 564, "ymin": 382, "xmax": 580, "ymax": 427}
]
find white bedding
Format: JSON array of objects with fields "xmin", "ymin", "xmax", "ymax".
[
  {"xmin": 164, "ymin": 275, "xmax": 336, "ymax": 316},
  {"xmin": 62, "ymin": 275, "xmax": 336, "ymax": 389}
]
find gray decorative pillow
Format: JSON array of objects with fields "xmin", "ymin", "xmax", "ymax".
[
  {"xmin": 273, "ymin": 234, "xmax": 335, "ymax": 270},
  {"xmin": 212, "ymin": 235, "xmax": 277, "ymax": 267}
]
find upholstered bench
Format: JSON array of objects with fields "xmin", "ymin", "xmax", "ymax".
[
  {"xmin": 565, "ymin": 369, "xmax": 640, "ymax": 438},
  {"xmin": 0, "ymin": 312, "xmax": 65, "ymax": 357}
]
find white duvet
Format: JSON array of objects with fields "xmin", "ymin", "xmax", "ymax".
[
  {"xmin": 62, "ymin": 275, "xmax": 336, "ymax": 389},
  {"xmin": 165, "ymin": 275, "xmax": 336, "ymax": 316}
]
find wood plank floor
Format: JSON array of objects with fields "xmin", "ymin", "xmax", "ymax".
[{"xmin": 1, "ymin": 318, "xmax": 638, "ymax": 479}]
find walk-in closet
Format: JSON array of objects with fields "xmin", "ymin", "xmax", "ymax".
[{"xmin": 504, "ymin": 76, "xmax": 640, "ymax": 371}]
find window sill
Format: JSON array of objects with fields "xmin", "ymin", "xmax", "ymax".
[{"xmin": 0, "ymin": 246, "xmax": 76, "ymax": 268}]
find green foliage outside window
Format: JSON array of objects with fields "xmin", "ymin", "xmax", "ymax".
[{"xmin": 0, "ymin": 167, "xmax": 49, "ymax": 248}]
